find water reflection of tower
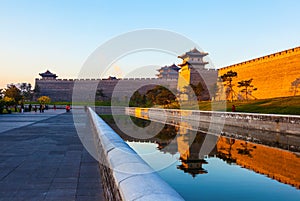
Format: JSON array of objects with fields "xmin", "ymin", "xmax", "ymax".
[{"xmin": 176, "ymin": 122, "xmax": 209, "ymax": 177}]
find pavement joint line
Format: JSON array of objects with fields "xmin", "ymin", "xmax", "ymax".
[
  {"xmin": 1, "ymin": 156, "xmax": 27, "ymax": 182},
  {"xmin": 0, "ymin": 111, "xmax": 67, "ymax": 134}
]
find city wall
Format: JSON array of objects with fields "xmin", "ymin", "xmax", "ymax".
[
  {"xmin": 218, "ymin": 46, "xmax": 300, "ymax": 99},
  {"xmin": 35, "ymin": 78, "xmax": 178, "ymax": 102}
]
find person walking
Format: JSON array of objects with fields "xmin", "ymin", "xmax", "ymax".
[
  {"xmin": 66, "ymin": 105, "xmax": 71, "ymax": 112},
  {"xmin": 20, "ymin": 103, "xmax": 24, "ymax": 113},
  {"xmin": 232, "ymin": 104, "xmax": 236, "ymax": 112}
]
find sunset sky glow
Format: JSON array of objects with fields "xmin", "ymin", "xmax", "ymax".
[{"xmin": 1, "ymin": 0, "xmax": 300, "ymax": 88}]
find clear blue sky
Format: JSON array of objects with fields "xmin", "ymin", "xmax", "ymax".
[{"xmin": 1, "ymin": 0, "xmax": 300, "ymax": 88}]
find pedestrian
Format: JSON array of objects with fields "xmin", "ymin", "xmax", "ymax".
[
  {"xmin": 39, "ymin": 104, "xmax": 42, "ymax": 113},
  {"xmin": 34, "ymin": 105, "xmax": 37, "ymax": 112},
  {"xmin": 53, "ymin": 104, "xmax": 56, "ymax": 110},
  {"xmin": 20, "ymin": 103, "xmax": 24, "ymax": 113},
  {"xmin": 66, "ymin": 105, "xmax": 70, "ymax": 112},
  {"xmin": 28, "ymin": 104, "xmax": 32, "ymax": 112},
  {"xmin": 232, "ymin": 104, "xmax": 236, "ymax": 112}
]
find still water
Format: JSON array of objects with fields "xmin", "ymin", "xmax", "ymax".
[
  {"xmin": 103, "ymin": 116, "xmax": 300, "ymax": 201},
  {"xmin": 128, "ymin": 140, "xmax": 300, "ymax": 201}
]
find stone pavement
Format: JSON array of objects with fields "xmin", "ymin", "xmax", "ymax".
[{"xmin": 0, "ymin": 110, "xmax": 104, "ymax": 201}]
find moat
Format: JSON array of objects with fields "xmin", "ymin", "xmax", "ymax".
[{"xmin": 101, "ymin": 115, "xmax": 300, "ymax": 201}]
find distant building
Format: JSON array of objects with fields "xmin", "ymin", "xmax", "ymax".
[{"xmin": 156, "ymin": 64, "xmax": 180, "ymax": 79}]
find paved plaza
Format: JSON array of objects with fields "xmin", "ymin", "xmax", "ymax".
[{"xmin": 0, "ymin": 110, "xmax": 104, "ymax": 201}]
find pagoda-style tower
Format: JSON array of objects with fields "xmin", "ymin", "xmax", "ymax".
[
  {"xmin": 39, "ymin": 70, "xmax": 58, "ymax": 80},
  {"xmin": 177, "ymin": 48, "xmax": 217, "ymax": 100},
  {"xmin": 156, "ymin": 64, "xmax": 180, "ymax": 79},
  {"xmin": 178, "ymin": 48, "xmax": 209, "ymax": 70}
]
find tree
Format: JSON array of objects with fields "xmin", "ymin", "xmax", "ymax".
[
  {"xmin": 0, "ymin": 97, "xmax": 15, "ymax": 114},
  {"xmin": 4, "ymin": 84, "xmax": 22, "ymax": 104},
  {"xmin": 291, "ymin": 78, "xmax": 300, "ymax": 96},
  {"xmin": 20, "ymin": 83, "xmax": 33, "ymax": 101},
  {"xmin": 237, "ymin": 78, "xmax": 257, "ymax": 100},
  {"xmin": 33, "ymin": 84, "xmax": 40, "ymax": 98},
  {"xmin": 129, "ymin": 91, "xmax": 146, "ymax": 107},
  {"xmin": 0, "ymin": 89, "xmax": 3, "ymax": 113},
  {"xmin": 96, "ymin": 89, "xmax": 106, "ymax": 100},
  {"xmin": 219, "ymin": 70, "xmax": 238, "ymax": 101},
  {"xmin": 0, "ymin": 100, "xmax": 3, "ymax": 114},
  {"xmin": 37, "ymin": 96, "xmax": 51, "ymax": 104},
  {"xmin": 209, "ymin": 83, "xmax": 220, "ymax": 101},
  {"xmin": 184, "ymin": 82, "xmax": 205, "ymax": 101},
  {"xmin": 145, "ymin": 86, "xmax": 177, "ymax": 107},
  {"xmin": 3, "ymin": 97, "xmax": 14, "ymax": 106}
]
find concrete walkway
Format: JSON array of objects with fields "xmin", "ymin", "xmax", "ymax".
[{"xmin": 0, "ymin": 110, "xmax": 104, "ymax": 201}]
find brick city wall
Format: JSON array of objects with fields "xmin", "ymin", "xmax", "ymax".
[
  {"xmin": 218, "ymin": 46, "xmax": 300, "ymax": 100},
  {"xmin": 35, "ymin": 78, "xmax": 178, "ymax": 102}
]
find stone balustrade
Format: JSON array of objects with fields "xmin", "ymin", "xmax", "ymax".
[{"xmin": 125, "ymin": 107, "xmax": 300, "ymax": 135}]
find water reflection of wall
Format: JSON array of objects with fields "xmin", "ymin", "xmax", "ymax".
[
  {"xmin": 155, "ymin": 120, "xmax": 300, "ymax": 188},
  {"xmin": 101, "ymin": 114, "xmax": 300, "ymax": 188},
  {"xmin": 217, "ymin": 136, "xmax": 300, "ymax": 189}
]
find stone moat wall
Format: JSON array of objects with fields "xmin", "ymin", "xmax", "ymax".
[{"xmin": 126, "ymin": 107, "xmax": 300, "ymax": 149}]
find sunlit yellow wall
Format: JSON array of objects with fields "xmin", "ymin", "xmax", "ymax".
[
  {"xmin": 217, "ymin": 137, "xmax": 300, "ymax": 189},
  {"xmin": 218, "ymin": 47, "xmax": 300, "ymax": 100},
  {"xmin": 177, "ymin": 63, "xmax": 191, "ymax": 100},
  {"xmin": 177, "ymin": 63, "xmax": 191, "ymax": 92}
]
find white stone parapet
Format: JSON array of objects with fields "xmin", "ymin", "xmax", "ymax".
[{"xmin": 88, "ymin": 107, "xmax": 184, "ymax": 201}]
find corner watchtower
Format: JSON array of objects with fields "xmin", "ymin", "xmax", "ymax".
[{"xmin": 39, "ymin": 70, "xmax": 58, "ymax": 80}]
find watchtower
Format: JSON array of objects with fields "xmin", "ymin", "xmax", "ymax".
[
  {"xmin": 177, "ymin": 48, "xmax": 216, "ymax": 100},
  {"xmin": 39, "ymin": 70, "xmax": 58, "ymax": 80}
]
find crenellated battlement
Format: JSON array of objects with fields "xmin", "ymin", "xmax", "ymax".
[
  {"xmin": 220, "ymin": 46, "xmax": 300, "ymax": 70},
  {"xmin": 35, "ymin": 77, "xmax": 178, "ymax": 81}
]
